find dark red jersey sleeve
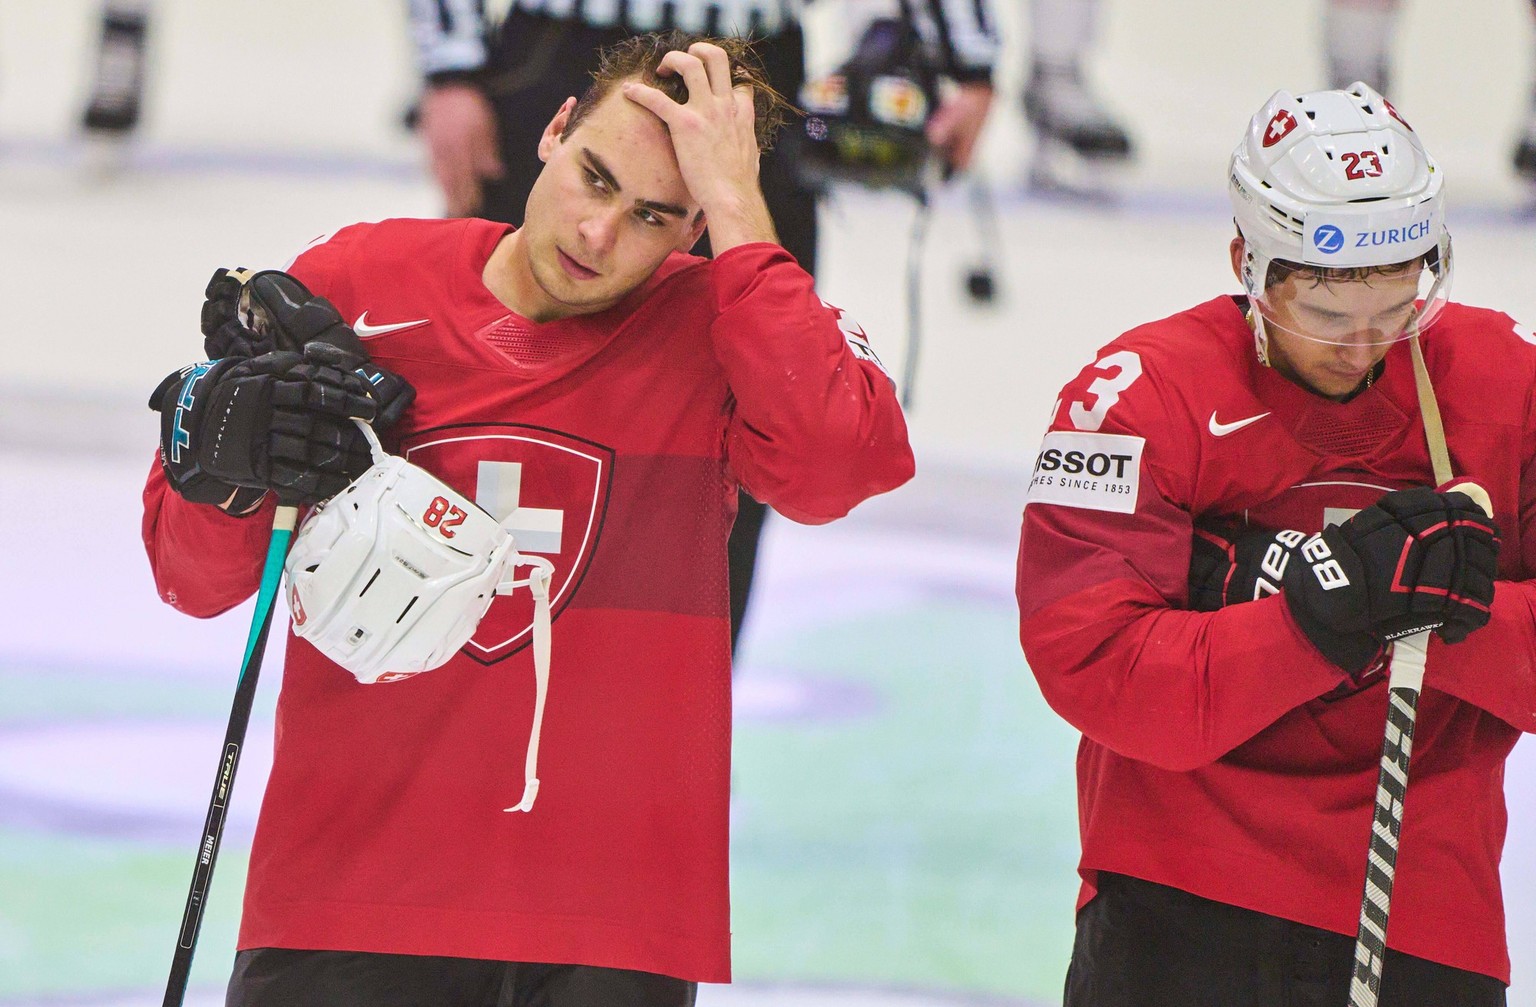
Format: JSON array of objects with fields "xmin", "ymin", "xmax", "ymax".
[
  {"xmin": 708, "ymin": 242, "xmax": 914, "ymax": 524},
  {"xmin": 142, "ymin": 456, "xmax": 276, "ymax": 618},
  {"xmin": 1016, "ymin": 345, "xmax": 1350, "ymax": 771}
]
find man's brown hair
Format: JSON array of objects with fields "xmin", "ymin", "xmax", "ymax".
[{"xmin": 562, "ymin": 30, "xmax": 789, "ymax": 152}]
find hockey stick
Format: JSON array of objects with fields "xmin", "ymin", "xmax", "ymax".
[
  {"xmin": 162, "ymin": 503, "xmax": 298, "ymax": 1007},
  {"xmin": 1346, "ymin": 334, "xmax": 1490, "ymax": 1007},
  {"xmin": 898, "ymin": 187, "xmax": 932, "ymax": 410}
]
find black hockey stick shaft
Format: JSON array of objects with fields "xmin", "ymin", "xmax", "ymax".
[
  {"xmin": 163, "ymin": 504, "xmax": 298, "ymax": 1007},
  {"xmin": 1347, "ymin": 643, "xmax": 1425, "ymax": 1007}
]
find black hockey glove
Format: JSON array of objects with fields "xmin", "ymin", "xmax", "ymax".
[
  {"xmin": 1189, "ymin": 523, "xmax": 1309, "ymax": 610},
  {"xmin": 1282, "ymin": 487, "xmax": 1500, "ymax": 666},
  {"xmin": 200, "ymin": 267, "xmax": 264, "ymax": 358},
  {"xmin": 200, "ymin": 267, "xmax": 415, "ymax": 429},
  {"xmin": 1190, "ymin": 522, "xmax": 1383, "ymax": 676},
  {"xmin": 150, "ymin": 343, "xmax": 379, "ymax": 506}
]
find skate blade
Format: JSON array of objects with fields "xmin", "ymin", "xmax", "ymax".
[
  {"xmin": 78, "ymin": 133, "xmax": 137, "ymax": 182},
  {"xmin": 1026, "ymin": 136, "xmax": 1132, "ymax": 203}
]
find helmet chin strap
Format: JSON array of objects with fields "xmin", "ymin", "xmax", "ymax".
[
  {"xmin": 1240, "ymin": 241, "xmax": 1273, "ymax": 368},
  {"xmin": 1247, "ymin": 306, "xmax": 1272, "ymax": 368}
]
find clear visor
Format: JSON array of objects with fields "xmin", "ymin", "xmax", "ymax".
[{"xmin": 1249, "ymin": 237, "xmax": 1453, "ymax": 348}]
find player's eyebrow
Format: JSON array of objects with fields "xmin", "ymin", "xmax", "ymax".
[
  {"xmin": 1307, "ymin": 294, "xmax": 1419, "ymax": 320},
  {"xmin": 582, "ymin": 149, "xmax": 690, "ymax": 219}
]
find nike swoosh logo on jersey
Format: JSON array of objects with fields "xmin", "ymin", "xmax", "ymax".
[
  {"xmin": 353, "ymin": 311, "xmax": 430, "ymax": 338},
  {"xmin": 1208, "ymin": 410, "xmax": 1271, "ymax": 437}
]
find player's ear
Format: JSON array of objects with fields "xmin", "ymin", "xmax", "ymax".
[
  {"xmin": 1229, "ymin": 235, "xmax": 1247, "ymax": 284},
  {"xmin": 538, "ymin": 98, "xmax": 579, "ymax": 162},
  {"xmin": 676, "ymin": 210, "xmax": 707, "ymax": 252}
]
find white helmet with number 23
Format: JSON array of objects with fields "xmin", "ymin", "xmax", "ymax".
[
  {"xmin": 1228, "ymin": 82, "xmax": 1452, "ymax": 352},
  {"xmin": 284, "ymin": 421, "xmax": 554, "ymax": 813}
]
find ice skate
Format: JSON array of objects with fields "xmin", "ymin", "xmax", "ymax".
[
  {"xmin": 81, "ymin": 7, "xmax": 147, "ymax": 137},
  {"xmin": 1515, "ymin": 103, "xmax": 1536, "ymax": 188},
  {"xmin": 1023, "ymin": 65, "xmax": 1133, "ymax": 200}
]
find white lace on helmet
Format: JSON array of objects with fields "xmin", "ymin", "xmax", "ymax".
[
  {"xmin": 1228, "ymin": 82, "xmax": 1452, "ymax": 359},
  {"xmin": 285, "ymin": 421, "xmax": 555, "ymax": 813}
]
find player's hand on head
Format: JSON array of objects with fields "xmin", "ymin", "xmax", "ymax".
[
  {"xmin": 1281, "ymin": 487, "xmax": 1499, "ymax": 667},
  {"xmin": 150, "ymin": 344, "xmax": 381, "ymax": 506},
  {"xmin": 621, "ymin": 42, "xmax": 762, "ymax": 211}
]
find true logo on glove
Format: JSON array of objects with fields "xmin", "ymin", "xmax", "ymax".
[{"xmin": 170, "ymin": 362, "xmax": 215, "ymax": 464}]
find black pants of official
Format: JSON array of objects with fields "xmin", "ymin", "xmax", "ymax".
[
  {"xmin": 1065, "ymin": 873, "xmax": 1507, "ymax": 1007},
  {"xmin": 227, "ymin": 948, "xmax": 696, "ymax": 1007},
  {"xmin": 476, "ymin": 10, "xmax": 817, "ymax": 648}
]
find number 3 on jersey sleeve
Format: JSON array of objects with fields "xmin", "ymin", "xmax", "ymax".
[{"xmin": 1065, "ymin": 350, "xmax": 1143, "ymax": 432}]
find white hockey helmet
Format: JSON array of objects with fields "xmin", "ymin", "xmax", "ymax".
[
  {"xmin": 285, "ymin": 422, "xmax": 555, "ymax": 812},
  {"xmin": 1228, "ymin": 83, "xmax": 1452, "ymax": 354}
]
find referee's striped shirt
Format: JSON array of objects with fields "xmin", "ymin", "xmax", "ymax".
[{"xmin": 409, "ymin": 0, "xmax": 998, "ymax": 84}]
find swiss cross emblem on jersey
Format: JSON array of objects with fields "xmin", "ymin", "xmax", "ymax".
[
  {"xmin": 1262, "ymin": 108, "xmax": 1299, "ymax": 148},
  {"xmin": 401, "ymin": 424, "xmax": 614, "ymax": 665}
]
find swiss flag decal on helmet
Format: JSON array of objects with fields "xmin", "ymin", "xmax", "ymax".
[
  {"xmin": 401, "ymin": 423, "xmax": 613, "ymax": 665},
  {"xmin": 1263, "ymin": 108, "xmax": 1299, "ymax": 148},
  {"xmin": 1382, "ymin": 97, "xmax": 1413, "ymax": 132}
]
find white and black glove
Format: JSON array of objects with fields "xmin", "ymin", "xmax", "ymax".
[
  {"xmin": 1282, "ymin": 488, "xmax": 1500, "ymax": 668},
  {"xmin": 200, "ymin": 267, "xmax": 415, "ymax": 429},
  {"xmin": 151, "ymin": 344, "xmax": 380, "ymax": 506}
]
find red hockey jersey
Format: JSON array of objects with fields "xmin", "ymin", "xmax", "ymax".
[
  {"xmin": 142, "ymin": 217, "xmax": 913, "ymax": 982},
  {"xmin": 1017, "ymin": 295, "xmax": 1536, "ymax": 981}
]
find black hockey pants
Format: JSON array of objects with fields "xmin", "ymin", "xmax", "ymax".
[
  {"xmin": 1065, "ymin": 872, "xmax": 1506, "ymax": 1007},
  {"xmin": 226, "ymin": 948, "xmax": 696, "ymax": 1007}
]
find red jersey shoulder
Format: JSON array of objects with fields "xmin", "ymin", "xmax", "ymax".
[
  {"xmin": 288, "ymin": 218, "xmax": 503, "ymax": 312},
  {"xmin": 1048, "ymin": 297, "xmax": 1254, "ymax": 439},
  {"xmin": 1033, "ymin": 303, "xmax": 1219, "ymax": 515},
  {"xmin": 1035, "ymin": 296, "xmax": 1295, "ymax": 515},
  {"xmin": 1422, "ymin": 303, "xmax": 1536, "ymax": 406}
]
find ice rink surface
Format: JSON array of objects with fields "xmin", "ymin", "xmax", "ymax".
[{"xmin": 2, "ymin": 1, "xmax": 1535, "ymax": 1004}]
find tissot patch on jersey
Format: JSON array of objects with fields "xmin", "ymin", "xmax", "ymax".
[
  {"xmin": 401, "ymin": 423, "xmax": 614, "ymax": 665},
  {"xmin": 1027, "ymin": 431, "xmax": 1143, "ymax": 514}
]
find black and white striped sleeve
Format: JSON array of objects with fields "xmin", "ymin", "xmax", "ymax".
[
  {"xmin": 407, "ymin": 0, "xmax": 490, "ymax": 82},
  {"xmin": 914, "ymin": 0, "xmax": 998, "ymax": 84}
]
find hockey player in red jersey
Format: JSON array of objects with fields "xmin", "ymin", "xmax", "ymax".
[
  {"xmin": 1018, "ymin": 83, "xmax": 1529, "ymax": 1005},
  {"xmin": 142, "ymin": 33, "xmax": 913, "ymax": 1006}
]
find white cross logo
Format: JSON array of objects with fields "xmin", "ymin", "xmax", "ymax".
[
  {"xmin": 476, "ymin": 461, "xmax": 565, "ymax": 554},
  {"xmin": 1264, "ymin": 109, "xmax": 1297, "ymax": 147}
]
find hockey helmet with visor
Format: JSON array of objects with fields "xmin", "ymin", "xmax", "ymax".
[{"xmin": 1228, "ymin": 83, "xmax": 1451, "ymax": 360}]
